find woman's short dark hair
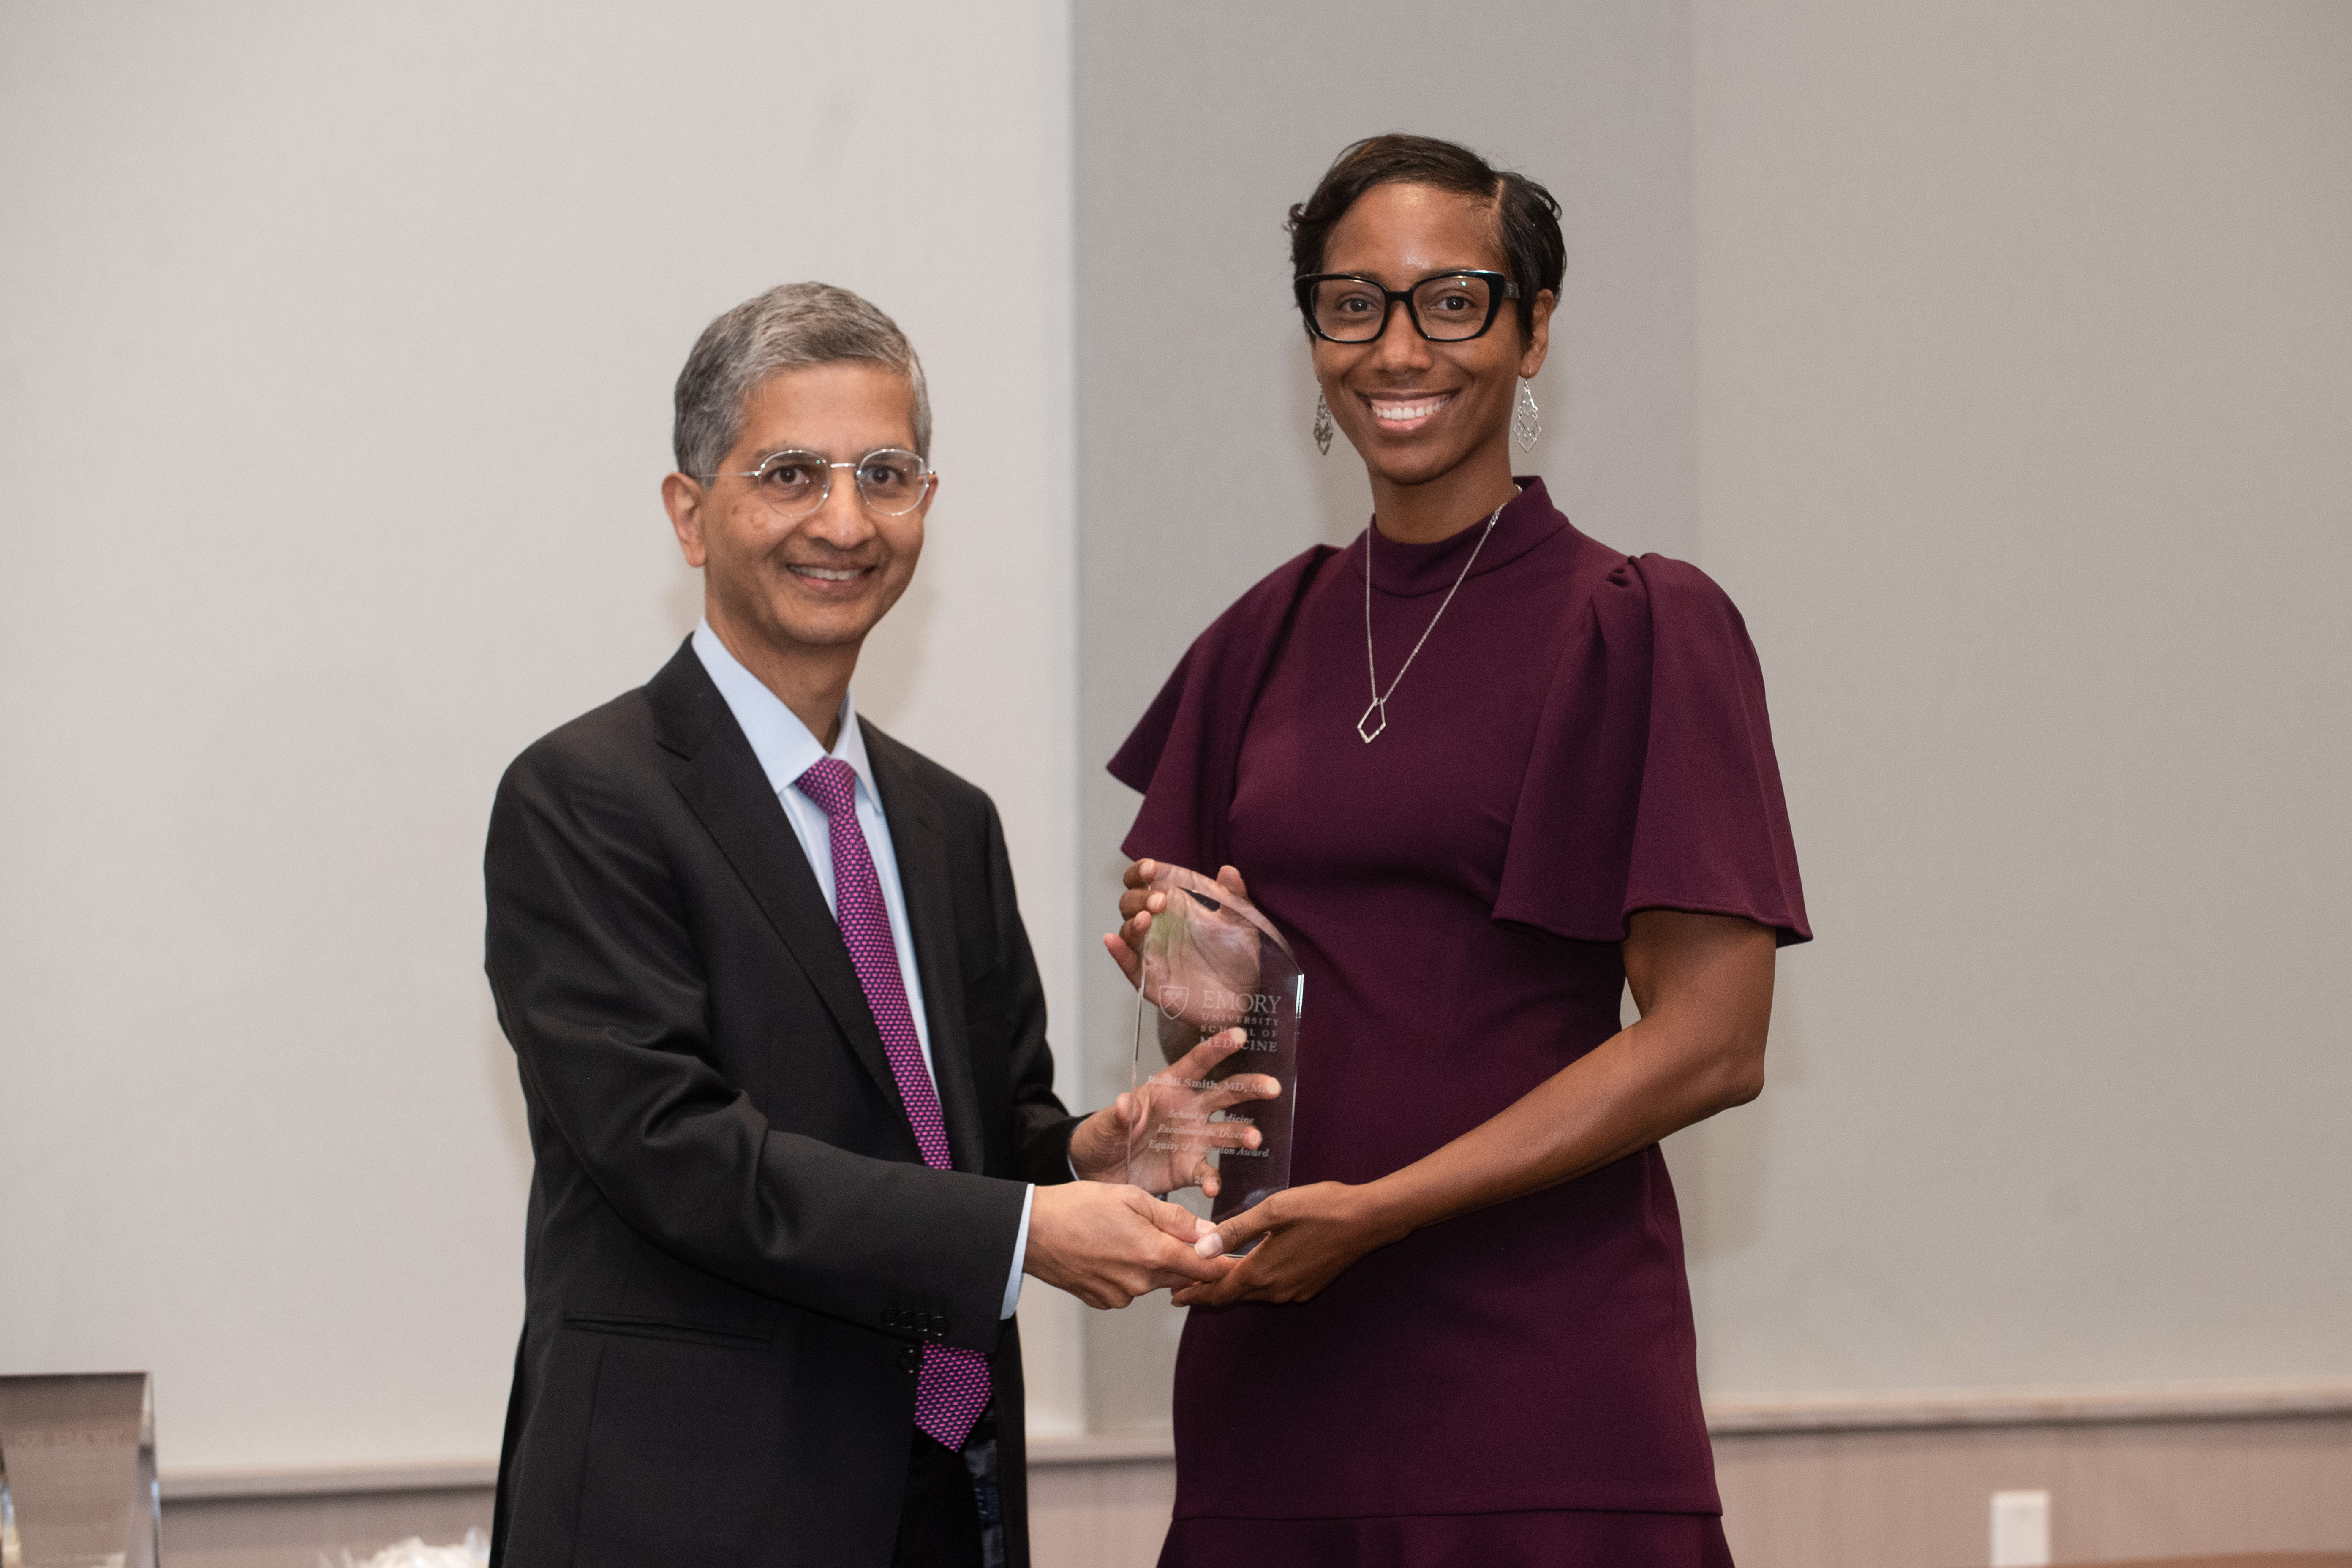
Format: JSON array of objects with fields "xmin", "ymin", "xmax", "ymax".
[{"xmin": 1287, "ymin": 133, "xmax": 1564, "ymax": 339}]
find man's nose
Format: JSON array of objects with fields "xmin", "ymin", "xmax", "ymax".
[{"xmin": 803, "ymin": 468, "xmax": 875, "ymax": 546}]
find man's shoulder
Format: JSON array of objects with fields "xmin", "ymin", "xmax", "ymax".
[
  {"xmin": 490, "ymin": 687, "xmax": 660, "ymax": 824},
  {"xmin": 500, "ymin": 642, "xmax": 711, "ymax": 795},
  {"xmin": 520, "ymin": 678, "xmax": 659, "ymax": 763},
  {"xmin": 858, "ymin": 719, "xmax": 995, "ymax": 827}
]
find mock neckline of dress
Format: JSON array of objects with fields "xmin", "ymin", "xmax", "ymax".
[{"xmin": 1349, "ymin": 476, "xmax": 1569, "ymax": 598}]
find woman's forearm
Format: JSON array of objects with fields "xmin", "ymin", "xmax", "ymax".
[
  {"xmin": 1365, "ymin": 1015, "xmax": 1756, "ymax": 1236},
  {"xmin": 1363, "ymin": 912, "xmax": 1776, "ymax": 1237}
]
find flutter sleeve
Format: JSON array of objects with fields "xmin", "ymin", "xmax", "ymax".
[
  {"xmin": 1110, "ymin": 546, "xmax": 1334, "ymax": 874},
  {"xmin": 1492, "ymin": 553, "xmax": 1812, "ymax": 946}
]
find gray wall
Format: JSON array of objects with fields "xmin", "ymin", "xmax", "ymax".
[
  {"xmin": 1075, "ymin": 0, "xmax": 2352, "ymax": 1430},
  {"xmin": 1073, "ymin": 0, "xmax": 1702, "ymax": 1429},
  {"xmin": 1675, "ymin": 0, "xmax": 2352, "ymax": 1395}
]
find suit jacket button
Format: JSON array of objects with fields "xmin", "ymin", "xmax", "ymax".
[
  {"xmin": 931, "ymin": 1315, "xmax": 949, "ymax": 1337},
  {"xmin": 898, "ymin": 1345, "xmax": 923, "ymax": 1374}
]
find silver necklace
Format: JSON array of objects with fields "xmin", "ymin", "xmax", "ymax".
[{"xmin": 1358, "ymin": 491, "xmax": 1512, "ymax": 743}]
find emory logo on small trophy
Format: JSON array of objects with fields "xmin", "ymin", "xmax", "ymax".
[
  {"xmin": 1204, "ymin": 988, "xmax": 1278, "ymax": 1016},
  {"xmin": 1157, "ymin": 986, "xmax": 1190, "ymax": 1020}
]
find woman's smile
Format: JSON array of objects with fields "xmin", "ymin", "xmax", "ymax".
[{"xmin": 1363, "ymin": 390, "xmax": 1456, "ymax": 431}]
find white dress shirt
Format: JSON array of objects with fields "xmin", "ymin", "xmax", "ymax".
[{"xmin": 693, "ymin": 621, "xmax": 1030, "ymax": 1319}]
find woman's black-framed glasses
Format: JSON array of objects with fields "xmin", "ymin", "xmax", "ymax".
[
  {"xmin": 1294, "ymin": 270, "xmax": 1520, "ymax": 344},
  {"xmin": 704, "ymin": 448, "xmax": 936, "ymax": 519}
]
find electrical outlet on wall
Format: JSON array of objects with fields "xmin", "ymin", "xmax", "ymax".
[{"xmin": 1990, "ymin": 1489, "xmax": 2052, "ymax": 1567}]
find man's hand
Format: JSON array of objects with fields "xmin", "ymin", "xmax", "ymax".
[
  {"xmin": 1023, "ymin": 1182, "xmax": 1234, "ymax": 1309},
  {"xmin": 1066, "ymin": 1029, "xmax": 1282, "ymax": 1196}
]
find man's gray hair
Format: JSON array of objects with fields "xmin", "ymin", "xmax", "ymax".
[{"xmin": 672, "ymin": 282, "xmax": 933, "ymax": 479}]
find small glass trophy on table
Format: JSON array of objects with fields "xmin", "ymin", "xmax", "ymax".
[
  {"xmin": 1120, "ymin": 863, "xmax": 1301, "ymax": 1251},
  {"xmin": 0, "ymin": 1372, "xmax": 161, "ymax": 1568}
]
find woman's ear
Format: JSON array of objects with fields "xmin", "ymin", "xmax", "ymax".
[{"xmin": 1517, "ymin": 289, "xmax": 1557, "ymax": 381}]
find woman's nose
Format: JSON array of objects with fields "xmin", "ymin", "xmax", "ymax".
[{"xmin": 1369, "ymin": 302, "xmax": 1434, "ymax": 368}]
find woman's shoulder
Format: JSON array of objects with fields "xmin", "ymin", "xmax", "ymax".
[
  {"xmin": 1625, "ymin": 550, "xmax": 1742, "ymax": 617},
  {"xmin": 1107, "ymin": 542, "xmax": 1337, "ymax": 798},
  {"xmin": 1208, "ymin": 542, "xmax": 1341, "ymax": 642},
  {"xmin": 1557, "ymin": 533, "xmax": 1752, "ymax": 651},
  {"xmin": 1157, "ymin": 539, "xmax": 1343, "ymax": 685}
]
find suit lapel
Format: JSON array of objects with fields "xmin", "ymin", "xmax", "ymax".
[
  {"xmin": 646, "ymin": 644, "xmax": 903, "ymax": 1111},
  {"xmin": 863, "ymin": 720, "xmax": 987, "ymax": 1174}
]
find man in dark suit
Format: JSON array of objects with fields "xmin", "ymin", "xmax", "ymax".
[{"xmin": 483, "ymin": 283, "xmax": 1227, "ymax": 1568}]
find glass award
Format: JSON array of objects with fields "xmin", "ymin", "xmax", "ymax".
[
  {"xmin": 0, "ymin": 1373, "xmax": 160, "ymax": 1568},
  {"xmin": 1124, "ymin": 863, "xmax": 1301, "ymax": 1249}
]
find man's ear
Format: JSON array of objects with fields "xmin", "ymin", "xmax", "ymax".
[{"xmin": 662, "ymin": 472, "xmax": 709, "ymax": 568}]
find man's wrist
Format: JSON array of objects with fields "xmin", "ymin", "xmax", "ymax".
[
  {"xmin": 1067, "ymin": 1105, "xmax": 1122, "ymax": 1182},
  {"xmin": 1001, "ymin": 1183, "xmax": 1034, "ymax": 1318}
]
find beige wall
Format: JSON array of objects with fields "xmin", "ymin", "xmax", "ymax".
[
  {"xmin": 150, "ymin": 1399, "xmax": 2352, "ymax": 1568},
  {"xmin": 0, "ymin": 0, "xmax": 1085, "ymax": 1468}
]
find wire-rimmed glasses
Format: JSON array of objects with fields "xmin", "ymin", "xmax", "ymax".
[
  {"xmin": 1294, "ymin": 270, "xmax": 1521, "ymax": 344},
  {"xmin": 704, "ymin": 448, "xmax": 936, "ymax": 519}
]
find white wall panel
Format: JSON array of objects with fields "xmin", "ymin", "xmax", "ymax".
[{"xmin": 0, "ymin": 0, "xmax": 1083, "ymax": 1467}]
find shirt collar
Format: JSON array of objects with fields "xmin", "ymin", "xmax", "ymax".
[{"xmin": 691, "ymin": 618, "xmax": 880, "ymax": 809}]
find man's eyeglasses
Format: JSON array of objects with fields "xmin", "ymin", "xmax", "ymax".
[
  {"xmin": 1293, "ymin": 270, "xmax": 1520, "ymax": 344},
  {"xmin": 704, "ymin": 448, "xmax": 935, "ymax": 519}
]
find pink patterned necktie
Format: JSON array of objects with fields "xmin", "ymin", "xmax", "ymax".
[{"xmin": 794, "ymin": 757, "xmax": 992, "ymax": 1451}]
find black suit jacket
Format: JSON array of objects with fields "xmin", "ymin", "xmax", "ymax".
[{"xmin": 483, "ymin": 641, "xmax": 1081, "ymax": 1568}]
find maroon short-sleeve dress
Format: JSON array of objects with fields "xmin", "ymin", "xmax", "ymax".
[{"xmin": 1109, "ymin": 479, "xmax": 1810, "ymax": 1567}]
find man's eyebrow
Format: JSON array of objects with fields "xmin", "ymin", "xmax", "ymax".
[
  {"xmin": 751, "ymin": 444, "xmax": 916, "ymax": 464},
  {"xmin": 738, "ymin": 446, "xmax": 826, "ymax": 470}
]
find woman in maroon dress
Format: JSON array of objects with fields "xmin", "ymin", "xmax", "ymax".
[{"xmin": 1094, "ymin": 135, "xmax": 1810, "ymax": 1565}]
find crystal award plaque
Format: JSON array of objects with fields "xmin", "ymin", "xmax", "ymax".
[
  {"xmin": 1124, "ymin": 863, "xmax": 1301, "ymax": 1245},
  {"xmin": 0, "ymin": 1373, "xmax": 161, "ymax": 1568}
]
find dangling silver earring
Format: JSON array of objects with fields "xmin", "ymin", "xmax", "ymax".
[
  {"xmin": 1512, "ymin": 381, "xmax": 1542, "ymax": 452},
  {"xmin": 1313, "ymin": 390, "xmax": 1334, "ymax": 456}
]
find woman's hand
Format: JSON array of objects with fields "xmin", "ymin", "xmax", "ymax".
[
  {"xmin": 1168, "ymin": 1182, "xmax": 1410, "ymax": 1307},
  {"xmin": 1067, "ymin": 1029, "xmax": 1282, "ymax": 1197},
  {"xmin": 1101, "ymin": 859, "xmax": 1251, "ymax": 985},
  {"xmin": 1171, "ymin": 909, "xmax": 1777, "ymax": 1307}
]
